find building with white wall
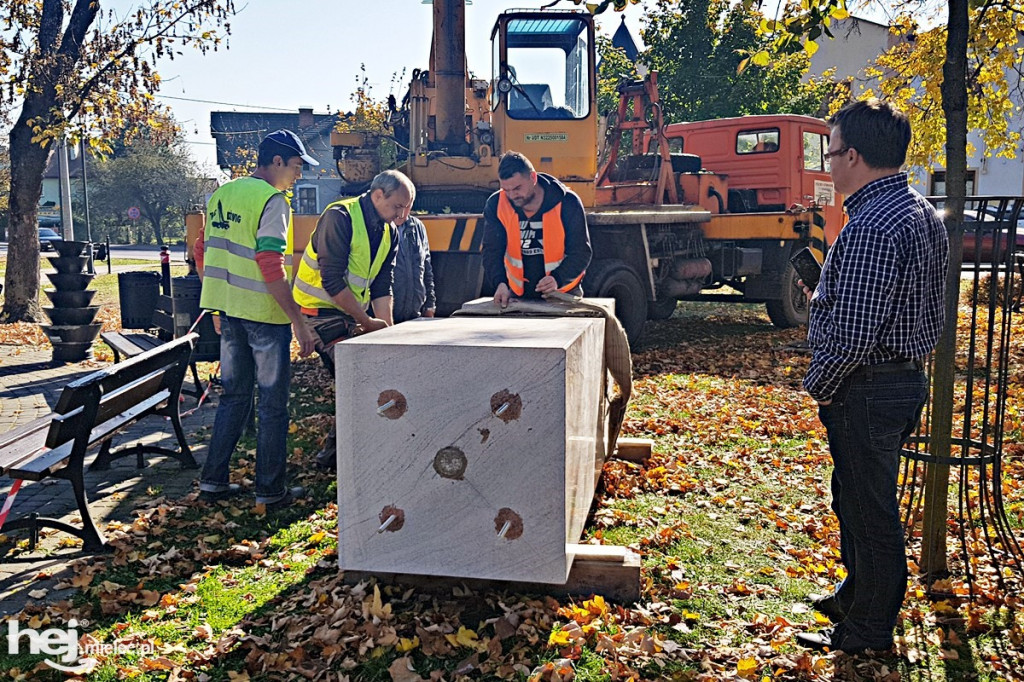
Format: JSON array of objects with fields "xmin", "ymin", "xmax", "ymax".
[{"xmin": 809, "ymin": 16, "xmax": 1024, "ymax": 198}]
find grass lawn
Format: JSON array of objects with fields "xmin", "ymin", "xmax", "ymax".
[{"xmin": 0, "ymin": 296, "xmax": 1022, "ymax": 681}]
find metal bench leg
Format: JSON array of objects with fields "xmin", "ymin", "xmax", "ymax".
[
  {"xmin": 67, "ymin": 472, "xmax": 108, "ymax": 552},
  {"xmin": 170, "ymin": 409, "xmax": 199, "ymax": 469},
  {"xmin": 185, "ymin": 361, "xmax": 206, "ymax": 400}
]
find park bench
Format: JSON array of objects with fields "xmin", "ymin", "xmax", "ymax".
[
  {"xmin": 0, "ymin": 334, "xmax": 199, "ymax": 553},
  {"xmin": 101, "ymin": 330, "xmax": 209, "ymax": 400}
]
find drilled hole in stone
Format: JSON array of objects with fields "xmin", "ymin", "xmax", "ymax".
[
  {"xmin": 494, "ymin": 507, "xmax": 523, "ymax": 540},
  {"xmin": 377, "ymin": 389, "xmax": 408, "ymax": 419},
  {"xmin": 433, "ymin": 446, "xmax": 467, "ymax": 480},
  {"xmin": 490, "ymin": 389, "xmax": 522, "ymax": 422},
  {"xmin": 379, "ymin": 505, "xmax": 405, "ymax": 532}
]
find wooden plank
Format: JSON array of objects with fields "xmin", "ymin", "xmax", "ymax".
[
  {"xmin": 101, "ymin": 332, "xmax": 146, "ymax": 359},
  {"xmin": 6, "ymin": 442, "xmax": 73, "ymax": 481},
  {"xmin": 613, "ymin": 437, "xmax": 653, "ymax": 463},
  {"xmin": 563, "ymin": 543, "xmax": 641, "ymax": 603},
  {"xmin": 343, "ymin": 543, "xmax": 641, "ymax": 603},
  {"xmin": 0, "ymin": 417, "xmax": 52, "ymax": 459}
]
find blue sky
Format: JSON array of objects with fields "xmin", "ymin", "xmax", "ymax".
[{"xmin": 151, "ymin": 0, "xmax": 649, "ymax": 172}]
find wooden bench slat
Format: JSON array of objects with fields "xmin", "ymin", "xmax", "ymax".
[
  {"xmin": 0, "ymin": 417, "xmax": 52, "ymax": 457},
  {"xmin": 5, "ymin": 442, "xmax": 73, "ymax": 481},
  {"xmin": 0, "ymin": 429, "xmax": 50, "ymax": 475},
  {"xmin": 101, "ymin": 332, "xmax": 162, "ymax": 359},
  {"xmin": 92, "ymin": 374, "xmax": 168, "ymax": 428},
  {"xmin": 88, "ymin": 391, "xmax": 171, "ymax": 448}
]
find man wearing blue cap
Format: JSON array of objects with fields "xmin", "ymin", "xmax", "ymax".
[{"xmin": 198, "ymin": 129, "xmax": 318, "ymax": 511}]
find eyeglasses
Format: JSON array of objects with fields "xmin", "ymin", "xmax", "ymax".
[{"xmin": 824, "ymin": 146, "xmax": 851, "ymax": 161}]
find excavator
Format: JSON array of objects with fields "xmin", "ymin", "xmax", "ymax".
[{"xmin": 315, "ymin": 0, "xmax": 839, "ymax": 345}]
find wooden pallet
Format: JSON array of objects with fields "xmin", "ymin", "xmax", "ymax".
[{"xmin": 612, "ymin": 437, "xmax": 654, "ymax": 464}]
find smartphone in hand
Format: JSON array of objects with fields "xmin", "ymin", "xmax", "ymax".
[{"xmin": 789, "ymin": 246, "xmax": 822, "ymax": 290}]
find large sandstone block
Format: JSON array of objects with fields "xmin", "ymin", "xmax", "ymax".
[{"xmin": 335, "ymin": 315, "xmax": 607, "ymax": 584}]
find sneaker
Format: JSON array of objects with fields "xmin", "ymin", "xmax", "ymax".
[
  {"xmin": 198, "ymin": 483, "xmax": 243, "ymax": 503},
  {"xmin": 261, "ymin": 486, "xmax": 306, "ymax": 512}
]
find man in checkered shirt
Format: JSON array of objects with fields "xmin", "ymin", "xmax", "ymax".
[{"xmin": 796, "ymin": 99, "xmax": 949, "ymax": 655}]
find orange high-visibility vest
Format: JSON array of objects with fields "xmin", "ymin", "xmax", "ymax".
[{"xmin": 496, "ymin": 192, "xmax": 585, "ymax": 296}]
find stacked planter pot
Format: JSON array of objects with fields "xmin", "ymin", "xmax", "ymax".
[{"xmin": 41, "ymin": 241, "xmax": 101, "ymax": 362}]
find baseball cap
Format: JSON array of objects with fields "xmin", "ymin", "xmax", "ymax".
[{"xmin": 262, "ymin": 129, "xmax": 319, "ymax": 166}]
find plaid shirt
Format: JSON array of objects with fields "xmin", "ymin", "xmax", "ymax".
[{"xmin": 804, "ymin": 172, "xmax": 949, "ymax": 402}]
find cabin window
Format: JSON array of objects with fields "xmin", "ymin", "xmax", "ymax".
[
  {"xmin": 502, "ymin": 16, "xmax": 591, "ymax": 120},
  {"xmin": 804, "ymin": 131, "xmax": 827, "ymax": 171},
  {"xmin": 737, "ymin": 129, "xmax": 780, "ymax": 154}
]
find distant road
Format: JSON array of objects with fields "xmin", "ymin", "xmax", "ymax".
[{"xmin": 0, "ymin": 243, "xmax": 188, "ymax": 263}]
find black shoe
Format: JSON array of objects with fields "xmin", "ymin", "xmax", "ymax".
[
  {"xmin": 198, "ymin": 483, "xmax": 242, "ymax": 503},
  {"xmin": 795, "ymin": 628, "xmax": 887, "ymax": 656},
  {"xmin": 262, "ymin": 486, "xmax": 306, "ymax": 512},
  {"xmin": 315, "ymin": 446, "xmax": 336, "ymax": 471},
  {"xmin": 809, "ymin": 593, "xmax": 846, "ymax": 623},
  {"xmin": 795, "ymin": 629, "xmax": 839, "ymax": 653}
]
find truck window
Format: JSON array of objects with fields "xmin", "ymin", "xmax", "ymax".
[
  {"xmin": 667, "ymin": 137, "xmax": 683, "ymax": 154},
  {"xmin": 503, "ymin": 16, "xmax": 591, "ymax": 120},
  {"xmin": 737, "ymin": 129, "xmax": 780, "ymax": 154},
  {"xmin": 804, "ymin": 131, "xmax": 827, "ymax": 171}
]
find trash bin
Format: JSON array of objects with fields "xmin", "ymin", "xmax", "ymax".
[
  {"xmin": 171, "ymin": 275, "xmax": 220, "ymax": 361},
  {"xmin": 117, "ymin": 271, "xmax": 161, "ymax": 329}
]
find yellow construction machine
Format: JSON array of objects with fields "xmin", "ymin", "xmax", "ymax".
[{"xmin": 316, "ymin": 1, "xmax": 837, "ymax": 344}]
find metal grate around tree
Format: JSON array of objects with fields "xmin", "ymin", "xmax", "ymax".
[{"xmin": 900, "ymin": 195, "xmax": 1024, "ymax": 598}]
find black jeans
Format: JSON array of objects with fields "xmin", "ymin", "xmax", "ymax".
[{"xmin": 817, "ymin": 366, "xmax": 928, "ymax": 650}]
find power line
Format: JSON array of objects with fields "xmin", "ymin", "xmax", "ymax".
[{"xmin": 156, "ymin": 94, "xmax": 296, "ymax": 112}]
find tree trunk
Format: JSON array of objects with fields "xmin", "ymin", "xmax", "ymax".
[
  {"xmin": 2, "ymin": 110, "xmax": 53, "ymax": 323},
  {"xmin": 148, "ymin": 214, "xmax": 165, "ymax": 246},
  {"xmin": 920, "ymin": 0, "xmax": 969, "ymax": 580}
]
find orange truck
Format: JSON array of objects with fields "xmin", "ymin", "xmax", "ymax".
[{"xmin": 302, "ymin": 3, "xmax": 838, "ymax": 344}]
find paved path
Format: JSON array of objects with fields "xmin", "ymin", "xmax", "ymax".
[{"xmin": 0, "ymin": 343, "xmax": 218, "ymax": 616}]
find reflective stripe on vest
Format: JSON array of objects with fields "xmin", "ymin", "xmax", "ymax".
[
  {"xmin": 292, "ymin": 196, "xmax": 393, "ymax": 309},
  {"xmin": 200, "ymin": 178, "xmax": 291, "ymax": 324},
  {"xmin": 496, "ymin": 191, "xmax": 584, "ymax": 296}
]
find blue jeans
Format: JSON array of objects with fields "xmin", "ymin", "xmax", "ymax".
[
  {"xmin": 817, "ymin": 367, "xmax": 928, "ymax": 650},
  {"xmin": 200, "ymin": 315, "xmax": 293, "ymax": 503}
]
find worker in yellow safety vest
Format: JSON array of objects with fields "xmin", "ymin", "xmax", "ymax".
[
  {"xmin": 292, "ymin": 169, "xmax": 414, "ymax": 469},
  {"xmin": 197, "ymin": 129, "xmax": 317, "ymax": 511},
  {"xmin": 481, "ymin": 150, "xmax": 592, "ymax": 308}
]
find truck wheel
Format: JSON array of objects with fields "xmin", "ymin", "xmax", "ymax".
[
  {"xmin": 765, "ymin": 263, "xmax": 809, "ymax": 328},
  {"xmin": 647, "ymin": 296, "xmax": 678, "ymax": 320},
  {"xmin": 584, "ymin": 260, "xmax": 648, "ymax": 346}
]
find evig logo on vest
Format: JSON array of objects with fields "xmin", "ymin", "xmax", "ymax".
[{"xmin": 5, "ymin": 618, "xmax": 153, "ymax": 672}]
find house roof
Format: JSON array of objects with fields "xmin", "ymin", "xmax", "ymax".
[
  {"xmin": 210, "ymin": 111, "xmax": 340, "ymax": 170},
  {"xmin": 611, "ymin": 15, "xmax": 640, "ymax": 63},
  {"xmin": 42, "ymin": 148, "xmax": 84, "ymax": 179}
]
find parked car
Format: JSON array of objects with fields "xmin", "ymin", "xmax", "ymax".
[
  {"xmin": 38, "ymin": 227, "xmax": 63, "ymax": 250},
  {"xmin": 941, "ymin": 207, "xmax": 1024, "ymax": 265}
]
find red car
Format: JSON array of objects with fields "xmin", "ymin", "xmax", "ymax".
[{"xmin": 955, "ymin": 208, "xmax": 1024, "ymax": 265}]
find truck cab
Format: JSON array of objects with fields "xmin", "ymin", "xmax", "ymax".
[{"xmin": 662, "ymin": 115, "xmax": 842, "ymax": 245}]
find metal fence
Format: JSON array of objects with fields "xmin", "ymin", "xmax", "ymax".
[{"xmin": 901, "ymin": 195, "xmax": 1024, "ymax": 596}]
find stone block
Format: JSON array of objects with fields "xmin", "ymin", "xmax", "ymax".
[{"xmin": 335, "ymin": 315, "xmax": 608, "ymax": 584}]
